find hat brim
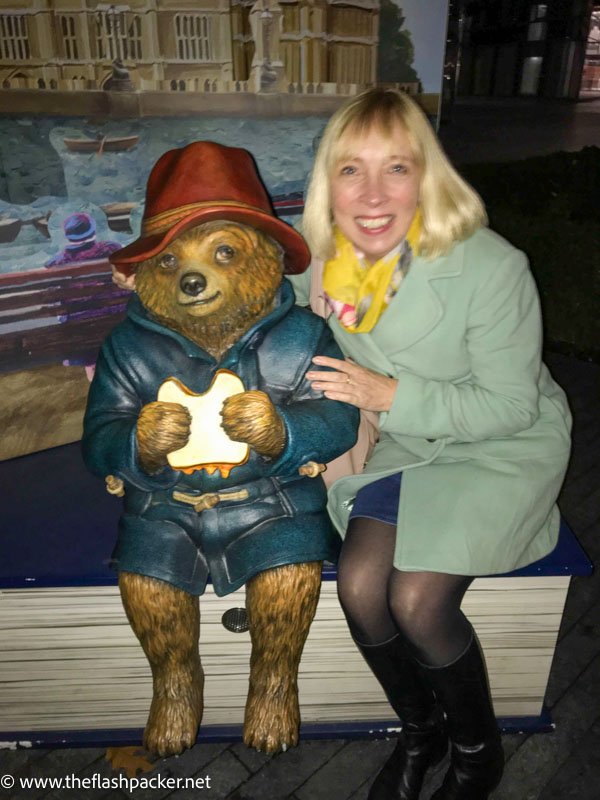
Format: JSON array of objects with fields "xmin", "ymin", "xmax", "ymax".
[{"xmin": 110, "ymin": 205, "xmax": 310, "ymax": 275}]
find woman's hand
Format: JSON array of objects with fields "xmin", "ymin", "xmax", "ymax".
[
  {"xmin": 112, "ymin": 266, "xmax": 136, "ymax": 291},
  {"xmin": 306, "ymin": 356, "xmax": 398, "ymax": 412}
]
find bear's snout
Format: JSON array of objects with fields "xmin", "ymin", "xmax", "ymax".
[{"xmin": 180, "ymin": 272, "xmax": 207, "ymax": 297}]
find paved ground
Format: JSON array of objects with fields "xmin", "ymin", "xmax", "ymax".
[{"xmin": 1, "ymin": 96, "xmax": 599, "ymax": 799}]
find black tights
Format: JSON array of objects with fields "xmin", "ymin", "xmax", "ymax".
[{"xmin": 337, "ymin": 517, "xmax": 474, "ymax": 667}]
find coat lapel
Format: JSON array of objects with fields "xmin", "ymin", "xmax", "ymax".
[
  {"xmin": 371, "ymin": 241, "xmax": 465, "ymax": 354},
  {"xmin": 329, "ymin": 315, "xmax": 398, "ymax": 375}
]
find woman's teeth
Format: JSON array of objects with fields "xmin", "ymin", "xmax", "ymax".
[{"xmin": 357, "ymin": 216, "xmax": 393, "ymax": 230}]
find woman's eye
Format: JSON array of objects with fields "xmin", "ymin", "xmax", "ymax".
[
  {"xmin": 390, "ymin": 163, "xmax": 408, "ymax": 174},
  {"xmin": 339, "ymin": 165, "xmax": 357, "ymax": 176},
  {"xmin": 215, "ymin": 244, "xmax": 235, "ymax": 263},
  {"xmin": 159, "ymin": 253, "xmax": 178, "ymax": 270}
]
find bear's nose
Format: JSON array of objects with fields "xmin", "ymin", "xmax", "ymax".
[{"xmin": 180, "ymin": 272, "xmax": 207, "ymax": 297}]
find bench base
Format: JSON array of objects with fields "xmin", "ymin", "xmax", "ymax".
[{"xmin": 0, "ymin": 575, "xmax": 568, "ymax": 744}]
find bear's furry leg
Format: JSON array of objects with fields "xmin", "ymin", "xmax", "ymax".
[
  {"xmin": 119, "ymin": 572, "xmax": 204, "ymax": 757},
  {"xmin": 244, "ymin": 561, "xmax": 322, "ymax": 752}
]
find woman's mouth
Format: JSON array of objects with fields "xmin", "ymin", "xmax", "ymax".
[{"xmin": 355, "ymin": 215, "xmax": 394, "ymax": 233}]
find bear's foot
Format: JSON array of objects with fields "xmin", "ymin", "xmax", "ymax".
[
  {"xmin": 144, "ymin": 665, "xmax": 204, "ymax": 757},
  {"xmin": 243, "ymin": 678, "xmax": 300, "ymax": 753}
]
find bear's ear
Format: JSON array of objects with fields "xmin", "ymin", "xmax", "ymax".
[
  {"xmin": 274, "ymin": 240, "xmax": 285, "ymax": 266},
  {"xmin": 256, "ymin": 229, "xmax": 284, "ymax": 269}
]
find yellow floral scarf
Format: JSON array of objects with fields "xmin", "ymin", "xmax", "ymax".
[{"xmin": 323, "ymin": 211, "xmax": 421, "ymax": 333}]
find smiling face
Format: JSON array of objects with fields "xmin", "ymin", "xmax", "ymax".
[
  {"xmin": 135, "ymin": 221, "xmax": 283, "ymax": 357},
  {"xmin": 330, "ymin": 122, "xmax": 422, "ymax": 264}
]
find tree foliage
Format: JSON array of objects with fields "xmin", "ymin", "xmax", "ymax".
[{"xmin": 377, "ymin": 0, "xmax": 420, "ymax": 84}]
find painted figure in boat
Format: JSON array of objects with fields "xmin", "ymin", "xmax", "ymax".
[{"xmin": 44, "ymin": 212, "xmax": 120, "ymax": 267}]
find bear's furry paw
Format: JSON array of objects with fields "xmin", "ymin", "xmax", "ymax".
[
  {"xmin": 143, "ymin": 666, "xmax": 204, "ymax": 757},
  {"xmin": 221, "ymin": 390, "xmax": 286, "ymax": 459},
  {"xmin": 243, "ymin": 678, "xmax": 300, "ymax": 753},
  {"xmin": 136, "ymin": 400, "xmax": 191, "ymax": 474}
]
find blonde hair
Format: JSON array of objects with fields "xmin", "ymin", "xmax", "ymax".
[{"xmin": 302, "ymin": 88, "xmax": 487, "ymax": 260}]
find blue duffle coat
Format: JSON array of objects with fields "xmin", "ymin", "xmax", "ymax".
[{"xmin": 82, "ymin": 280, "xmax": 359, "ymax": 595}]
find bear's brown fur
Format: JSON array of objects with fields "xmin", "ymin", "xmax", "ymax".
[{"xmin": 121, "ymin": 220, "xmax": 322, "ymax": 756}]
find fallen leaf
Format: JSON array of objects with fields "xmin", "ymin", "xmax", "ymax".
[{"xmin": 105, "ymin": 745, "xmax": 156, "ymax": 777}]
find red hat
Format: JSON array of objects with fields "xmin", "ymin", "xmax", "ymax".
[{"xmin": 111, "ymin": 141, "xmax": 310, "ymax": 275}]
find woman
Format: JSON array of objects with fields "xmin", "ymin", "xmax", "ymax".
[{"xmin": 289, "ymin": 88, "xmax": 571, "ymax": 800}]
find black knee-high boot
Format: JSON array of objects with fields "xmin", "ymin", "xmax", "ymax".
[
  {"xmin": 419, "ymin": 634, "xmax": 504, "ymax": 800},
  {"xmin": 356, "ymin": 634, "xmax": 448, "ymax": 800}
]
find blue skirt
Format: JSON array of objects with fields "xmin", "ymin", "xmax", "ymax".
[{"xmin": 349, "ymin": 472, "xmax": 402, "ymax": 526}]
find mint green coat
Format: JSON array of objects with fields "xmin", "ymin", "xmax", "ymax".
[{"xmin": 290, "ymin": 228, "xmax": 572, "ymax": 575}]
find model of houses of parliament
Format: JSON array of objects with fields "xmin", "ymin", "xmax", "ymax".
[{"xmin": 0, "ymin": 0, "xmax": 419, "ymax": 97}]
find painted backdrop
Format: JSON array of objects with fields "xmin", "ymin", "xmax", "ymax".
[{"xmin": 0, "ymin": 1, "xmax": 449, "ymax": 460}]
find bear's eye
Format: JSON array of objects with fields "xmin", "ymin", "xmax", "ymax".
[
  {"xmin": 215, "ymin": 244, "xmax": 235, "ymax": 264},
  {"xmin": 159, "ymin": 253, "xmax": 178, "ymax": 270}
]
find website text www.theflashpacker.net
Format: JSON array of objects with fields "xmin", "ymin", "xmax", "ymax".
[{"xmin": 1, "ymin": 771, "xmax": 212, "ymax": 793}]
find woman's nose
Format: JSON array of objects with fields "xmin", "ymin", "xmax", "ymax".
[{"xmin": 360, "ymin": 175, "xmax": 387, "ymax": 205}]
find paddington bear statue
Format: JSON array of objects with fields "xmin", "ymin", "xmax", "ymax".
[{"xmin": 82, "ymin": 141, "xmax": 359, "ymax": 757}]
